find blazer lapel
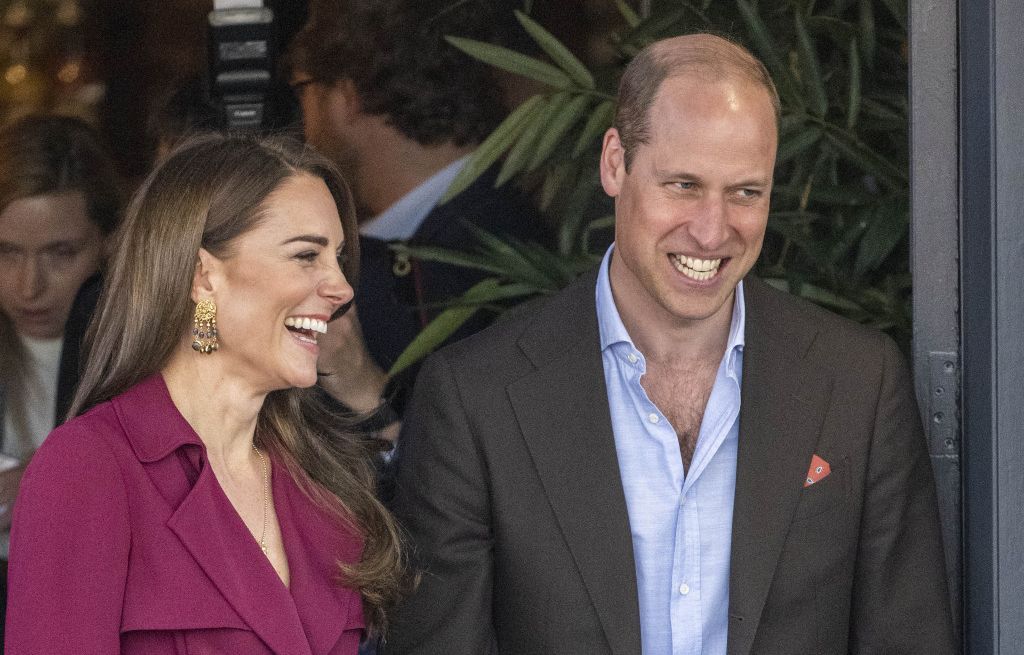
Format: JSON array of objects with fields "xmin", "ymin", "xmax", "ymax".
[
  {"xmin": 726, "ymin": 278, "xmax": 834, "ymax": 655},
  {"xmin": 114, "ymin": 375, "xmax": 311, "ymax": 655},
  {"xmin": 167, "ymin": 460, "xmax": 313, "ymax": 655},
  {"xmin": 507, "ymin": 272, "xmax": 642, "ymax": 655},
  {"xmin": 275, "ymin": 461, "xmax": 365, "ymax": 653}
]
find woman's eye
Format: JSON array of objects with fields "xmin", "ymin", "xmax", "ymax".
[{"xmin": 296, "ymin": 251, "xmax": 319, "ymax": 262}]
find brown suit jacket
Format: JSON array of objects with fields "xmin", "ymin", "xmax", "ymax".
[{"xmin": 385, "ymin": 271, "xmax": 955, "ymax": 655}]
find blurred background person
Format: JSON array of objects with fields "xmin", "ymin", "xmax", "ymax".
[
  {"xmin": 288, "ymin": 0, "xmax": 547, "ymax": 432},
  {"xmin": 6, "ymin": 134, "xmax": 406, "ymax": 652},
  {"xmin": 0, "ymin": 113, "xmax": 123, "ymax": 642},
  {"xmin": 146, "ymin": 74, "xmax": 222, "ymax": 163}
]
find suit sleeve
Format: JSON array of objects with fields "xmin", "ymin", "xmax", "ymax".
[
  {"xmin": 849, "ymin": 335, "xmax": 957, "ymax": 653},
  {"xmin": 6, "ymin": 427, "xmax": 131, "ymax": 653},
  {"xmin": 383, "ymin": 352, "xmax": 497, "ymax": 655}
]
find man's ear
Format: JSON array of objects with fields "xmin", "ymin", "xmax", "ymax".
[
  {"xmin": 599, "ymin": 127, "xmax": 627, "ymax": 198},
  {"xmin": 324, "ymin": 78, "xmax": 362, "ymax": 125},
  {"xmin": 191, "ymin": 248, "xmax": 220, "ymax": 304}
]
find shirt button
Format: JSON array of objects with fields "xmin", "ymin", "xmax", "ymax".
[
  {"xmin": 647, "ymin": 413, "xmax": 659, "ymax": 424},
  {"xmin": 627, "ymin": 353, "xmax": 638, "ymax": 364},
  {"xmin": 679, "ymin": 583, "xmax": 690, "ymax": 595}
]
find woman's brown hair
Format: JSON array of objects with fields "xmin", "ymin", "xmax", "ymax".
[
  {"xmin": 0, "ymin": 114, "xmax": 123, "ymax": 454},
  {"xmin": 67, "ymin": 133, "xmax": 404, "ymax": 631}
]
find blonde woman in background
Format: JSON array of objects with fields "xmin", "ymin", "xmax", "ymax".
[{"xmin": 0, "ymin": 114, "xmax": 123, "ymax": 640}]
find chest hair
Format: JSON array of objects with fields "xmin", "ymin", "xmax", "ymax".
[{"xmin": 641, "ymin": 357, "xmax": 720, "ymax": 471}]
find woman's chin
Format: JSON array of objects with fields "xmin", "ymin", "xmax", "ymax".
[{"xmin": 287, "ymin": 368, "xmax": 320, "ymax": 390}]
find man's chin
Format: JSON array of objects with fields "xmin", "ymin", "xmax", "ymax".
[{"xmin": 658, "ymin": 288, "xmax": 737, "ymax": 326}]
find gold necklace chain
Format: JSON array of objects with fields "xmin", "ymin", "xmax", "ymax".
[{"xmin": 253, "ymin": 443, "xmax": 269, "ymax": 555}]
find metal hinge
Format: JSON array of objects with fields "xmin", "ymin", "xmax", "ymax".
[{"xmin": 927, "ymin": 352, "xmax": 960, "ymax": 458}]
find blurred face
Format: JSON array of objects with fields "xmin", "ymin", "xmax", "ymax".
[
  {"xmin": 292, "ymin": 74, "xmax": 361, "ymax": 190},
  {"xmin": 0, "ymin": 192, "xmax": 104, "ymax": 339},
  {"xmin": 600, "ymin": 73, "xmax": 777, "ymax": 330},
  {"xmin": 202, "ymin": 174, "xmax": 353, "ymax": 391}
]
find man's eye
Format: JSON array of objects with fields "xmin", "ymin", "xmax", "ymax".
[{"xmin": 674, "ymin": 182, "xmax": 695, "ymax": 190}]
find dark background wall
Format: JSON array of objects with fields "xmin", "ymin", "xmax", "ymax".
[{"xmin": 83, "ymin": 0, "xmax": 619, "ymax": 181}]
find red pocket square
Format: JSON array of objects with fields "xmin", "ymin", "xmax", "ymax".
[{"xmin": 804, "ymin": 454, "xmax": 831, "ymax": 487}]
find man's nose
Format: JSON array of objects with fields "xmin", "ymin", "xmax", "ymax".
[{"xmin": 686, "ymin": 195, "xmax": 730, "ymax": 251}]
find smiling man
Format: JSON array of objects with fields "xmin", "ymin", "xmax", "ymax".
[{"xmin": 385, "ymin": 34, "xmax": 955, "ymax": 655}]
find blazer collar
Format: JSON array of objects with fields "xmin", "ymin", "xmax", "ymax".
[
  {"xmin": 726, "ymin": 276, "xmax": 834, "ymax": 655},
  {"xmin": 409, "ymin": 164, "xmax": 498, "ymax": 245},
  {"xmin": 112, "ymin": 373, "xmax": 203, "ymax": 463},
  {"xmin": 508, "ymin": 270, "xmax": 643, "ymax": 655},
  {"xmin": 113, "ymin": 374, "xmax": 355, "ymax": 654}
]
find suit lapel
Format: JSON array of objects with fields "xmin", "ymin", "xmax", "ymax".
[
  {"xmin": 726, "ymin": 278, "xmax": 834, "ymax": 655},
  {"xmin": 507, "ymin": 272, "xmax": 642, "ymax": 655}
]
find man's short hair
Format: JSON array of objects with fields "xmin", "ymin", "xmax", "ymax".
[
  {"xmin": 147, "ymin": 75, "xmax": 221, "ymax": 154},
  {"xmin": 614, "ymin": 34, "xmax": 781, "ymax": 170},
  {"xmin": 289, "ymin": 0, "xmax": 506, "ymax": 147}
]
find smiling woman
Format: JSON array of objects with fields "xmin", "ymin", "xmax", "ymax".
[{"xmin": 5, "ymin": 134, "xmax": 407, "ymax": 654}]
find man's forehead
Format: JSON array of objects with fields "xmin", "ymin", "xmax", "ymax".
[{"xmin": 653, "ymin": 74, "xmax": 776, "ymax": 133}]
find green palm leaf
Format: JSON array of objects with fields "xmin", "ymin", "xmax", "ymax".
[
  {"xmin": 445, "ymin": 36, "xmax": 571, "ymax": 89},
  {"xmin": 514, "ymin": 10, "xmax": 595, "ymax": 90},
  {"xmin": 442, "ymin": 94, "xmax": 544, "ymax": 203},
  {"xmin": 529, "ymin": 93, "xmax": 591, "ymax": 171}
]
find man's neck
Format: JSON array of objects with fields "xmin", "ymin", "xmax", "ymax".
[
  {"xmin": 609, "ymin": 259, "xmax": 734, "ymax": 367},
  {"xmin": 629, "ymin": 303, "xmax": 733, "ymax": 369},
  {"xmin": 353, "ymin": 120, "xmax": 475, "ymax": 217}
]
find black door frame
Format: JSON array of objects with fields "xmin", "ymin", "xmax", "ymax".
[{"xmin": 911, "ymin": 0, "xmax": 1024, "ymax": 651}]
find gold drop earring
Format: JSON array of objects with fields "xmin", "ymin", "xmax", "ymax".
[{"xmin": 191, "ymin": 299, "xmax": 219, "ymax": 354}]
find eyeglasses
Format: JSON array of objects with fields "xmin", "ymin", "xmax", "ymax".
[{"xmin": 288, "ymin": 77, "xmax": 319, "ymax": 94}]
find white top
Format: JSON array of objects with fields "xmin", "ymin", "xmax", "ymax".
[
  {"xmin": 359, "ymin": 155, "xmax": 470, "ymax": 241},
  {"xmin": 10, "ymin": 335, "xmax": 63, "ymax": 453},
  {"xmin": 1, "ymin": 334, "xmax": 62, "ymax": 557}
]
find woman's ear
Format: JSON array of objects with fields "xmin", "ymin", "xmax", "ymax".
[{"xmin": 191, "ymin": 248, "xmax": 220, "ymax": 304}]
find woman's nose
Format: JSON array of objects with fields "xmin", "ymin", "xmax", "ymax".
[
  {"xmin": 17, "ymin": 256, "xmax": 46, "ymax": 300},
  {"xmin": 319, "ymin": 264, "xmax": 354, "ymax": 311}
]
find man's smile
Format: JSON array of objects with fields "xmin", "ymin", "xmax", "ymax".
[{"xmin": 669, "ymin": 253, "xmax": 726, "ymax": 281}]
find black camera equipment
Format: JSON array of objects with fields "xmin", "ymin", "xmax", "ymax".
[{"xmin": 207, "ymin": 0, "xmax": 276, "ymax": 130}]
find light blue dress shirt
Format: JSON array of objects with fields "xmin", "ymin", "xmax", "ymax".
[
  {"xmin": 595, "ymin": 246, "xmax": 745, "ymax": 655},
  {"xmin": 359, "ymin": 155, "xmax": 470, "ymax": 241}
]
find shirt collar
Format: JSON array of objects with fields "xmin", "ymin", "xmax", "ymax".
[
  {"xmin": 595, "ymin": 244, "xmax": 746, "ymax": 360},
  {"xmin": 359, "ymin": 155, "xmax": 471, "ymax": 241}
]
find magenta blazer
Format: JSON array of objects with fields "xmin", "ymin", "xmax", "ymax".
[{"xmin": 6, "ymin": 374, "xmax": 365, "ymax": 654}]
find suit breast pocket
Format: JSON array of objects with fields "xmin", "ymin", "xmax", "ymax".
[{"xmin": 791, "ymin": 458, "xmax": 850, "ymax": 523}]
